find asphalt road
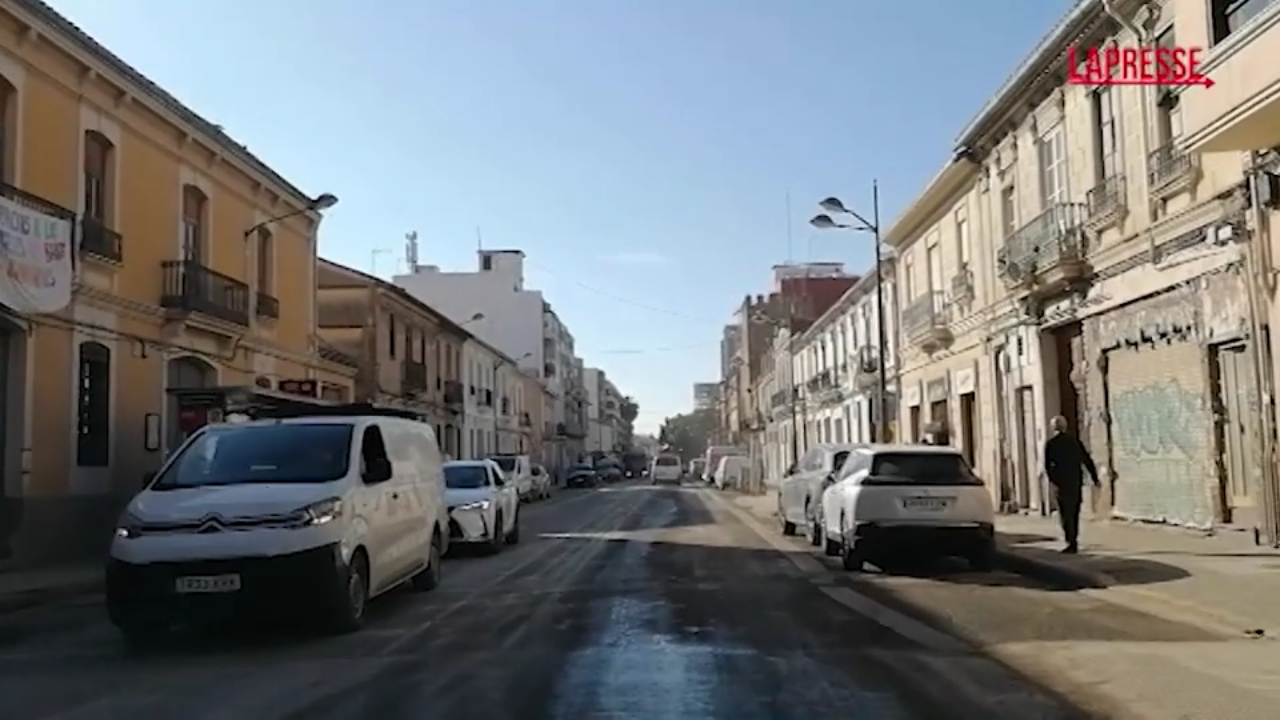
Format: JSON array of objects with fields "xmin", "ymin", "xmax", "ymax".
[{"xmin": 0, "ymin": 482, "xmax": 1098, "ymax": 719}]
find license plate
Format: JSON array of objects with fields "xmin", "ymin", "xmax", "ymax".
[
  {"xmin": 901, "ymin": 497, "xmax": 952, "ymax": 512},
  {"xmin": 174, "ymin": 574, "xmax": 241, "ymax": 594}
]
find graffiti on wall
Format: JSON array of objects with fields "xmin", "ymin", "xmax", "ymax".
[
  {"xmin": 1110, "ymin": 381, "xmax": 1204, "ymax": 458},
  {"xmin": 1110, "ymin": 376, "xmax": 1213, "ymax": 527}
]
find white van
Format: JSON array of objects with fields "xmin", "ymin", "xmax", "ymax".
[
  {"xmin": 713, "ymin": 455, "xmax": 750, "ymax": 490},
  {"xmin": 105, "ymin": 413, "xmax": 449, "ymax": 644},
  {"xmin": 489, "ymin": 454, "xmax": 536, "ymax": 501}
]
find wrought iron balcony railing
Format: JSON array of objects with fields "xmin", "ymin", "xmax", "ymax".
[
  {"xmin": 995, "ymin": 203, "xmax": 1087, "ymax": 284},
  {"xmin": 901, "ymin": 290, "xmax": 951, "ymax": 338},
  {"xmin": 160, "ymin": 260, "xmax": 250, "ymax": 326}
]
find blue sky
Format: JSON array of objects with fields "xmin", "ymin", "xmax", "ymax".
[{"xmin": 52, "ymin": 0, "xmax": 1075, "ymax": 434}]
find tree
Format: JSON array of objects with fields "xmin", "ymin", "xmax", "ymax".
[
  {"xmin": 658, "ymin": 409, "xmax": 717, "ymax": 462},
  {"xmin": 620, "ymin": 396, "xmax": 639, "ymax": 423}
]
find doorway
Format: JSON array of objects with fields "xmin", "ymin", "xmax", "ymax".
[
  {"xmin": 1211, "ymin": 342, "xmax": 1256, "ymax": 525},
  {"xmin": 1014, "ymin": 386, "xmax": 1037, "ymax": 510},
  {"xmin": 959, "ymin": 392, "xmax": 977, "ymax": 467},
  {"xmin": 1051, "ymin": 322, "xmax": 1083, "ymax": 432},
  {"xmin": 908, "ymin": 405, "xmax": 921, "ymax": 443},
  {"xmin": 929, "ymin": 400, "xmax": 949, "ymax": 437},
  {"xmin": 165, "ymin": 356, "xmax": 217, "ymax": 453}
]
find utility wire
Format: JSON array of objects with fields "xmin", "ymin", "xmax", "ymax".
[{"xmin": 524, "ymin": 259, "xmax": 724, "ymax": 325}]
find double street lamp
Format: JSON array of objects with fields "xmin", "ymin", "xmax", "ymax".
[{"xmin": 809, "ymin": 181, "xmax": 891, "ymax": 442}]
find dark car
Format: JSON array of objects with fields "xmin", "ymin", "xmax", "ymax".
[
  {"xmin": 597, "ymin": 460, "xmax": 624, "ymax": 483},
  {"xmin": 565, "ymin": 464, "xmax": 599, "ymax": 488}
]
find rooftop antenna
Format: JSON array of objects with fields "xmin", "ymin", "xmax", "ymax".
[{"xmin": 404, "ymin": 231, "xmax": 419, "ymax": 272}]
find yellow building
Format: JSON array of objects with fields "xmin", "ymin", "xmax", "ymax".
[{"xmin": 0, "ymin": 0, "xmax": 354, "ymax": 566}]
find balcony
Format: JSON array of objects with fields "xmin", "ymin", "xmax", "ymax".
[
  {"xmin": 949, "ymin": 264, "xmax": 974, "ymax": 304},
  {"xmin": 80, "ymin": 217, "xmax": 123, "ymax": 263},
  {"xmin": 544, "ymin": 361, "xmax": 557, "ymax": 378},
  {"xmin": 1084, "ymin": 174, "xmax": 1127, "ymax": 231},
  {"xmin": 902, "ymin": 291, "xmax": 954, "ymax": 353},
  {"xmin": 402, "ymin": 360, "xmax": 428, "ymax": 393},
  {"xmin": 520, "ymin": 412, "xmax": 532, "ymax": 427},
  {"xmin": 482, "ymin": 389, "xmax": 494, "ymax": 407},
  {"xmin": 852, "ymin": 346, "xmax": 883, "ymax": 391},
  {"xmin": 1181, "ymin": 1, "xmax": 1280, "ymax": 153},
  {"xmin": 1148, "ymin": 143, "xmax": 1199, "ymax": 200},
  {"xmin": 561, "ymin": 420, "xmax": 587, "ymax": 439},
  {"xmin": 160, "ymin": 260, "xmax": 250, "ymax": 326},
  {"xmin": 995, "ymin": 203, "xmax": 1091, "ymax": 300},
  {"xmin": 255, "ymin": 291, "xmax": 279, "ymax": 321}
]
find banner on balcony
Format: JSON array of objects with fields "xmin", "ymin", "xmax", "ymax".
[{"xmin": 0, "ymin": 194, "xmax": 74, "ymax": 314}]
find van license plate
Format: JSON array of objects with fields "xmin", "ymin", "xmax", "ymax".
[
  {"xmin": 174, "ymin": 574, "xmax": 241, "ymax": 594},
  {"xmin": 901, "ymin": 497, "xmax": 951, "ymax": 512}
]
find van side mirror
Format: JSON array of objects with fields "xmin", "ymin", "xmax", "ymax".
[
  {"xmin": 363, "ymin": 457, "xmax": 392, "ymax": 484},
  {"xmin": 142, "ymin": 471, "xmax": 156, "ymax": 488}
]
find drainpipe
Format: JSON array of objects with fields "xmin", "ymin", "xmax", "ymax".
[{"xmin": 1245, "ymin": 159, "xmax": 1280, "ymax": 545}]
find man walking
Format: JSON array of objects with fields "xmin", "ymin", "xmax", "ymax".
[{"xmin": 1043, "ymin": 415, "xmax": 1100, "ymax": 554}]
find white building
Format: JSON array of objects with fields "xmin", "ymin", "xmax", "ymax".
[
  {"xmin": 394, "ymin": 248, "xmax": 578, "ymax": 469},
  {"xmin": 583, "ymin": 367, "xmax": 623, "ymax": 454},
  {"xmin": 789, "ymin": 269, "xmax": 898, "ymax": 455},
  {"xmin": 462, "ymin": 339, "xmax": 499, "ymax": 459}
]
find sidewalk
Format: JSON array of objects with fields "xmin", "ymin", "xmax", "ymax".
[
  {"xmin": 996, "ymin": 513, "xmax": 1280, "ymax": 636},
  {"xmin": 0, "ymin": 562, "xmax": 102, "ymax": 615}
]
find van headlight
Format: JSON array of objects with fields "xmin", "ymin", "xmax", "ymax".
[
  {"xmin": 455, "ymin": 499, "xmax": 490, "ymax": 512},
  {"xmin": 290, "ymin": 498, "xmax": 343, "ymax": 528},
  {"xmin": 114, "ymin": 511, "xmax": 144, "ymax": 540}
]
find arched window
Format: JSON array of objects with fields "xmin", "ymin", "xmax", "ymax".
[
  {"xmin": 0, "ymin": 75, "xmax": 16, "ymax": 183},
  {"xmin": 83, "ymin": 131, "xmax": 113, "ymax": 222},
  {"xmin": 76, "ymin": 341, "xmax": 112, "ymax": 467},
  {"xmin": 181, "ymin": 184, "xmax": 207, "ymax": 261}
]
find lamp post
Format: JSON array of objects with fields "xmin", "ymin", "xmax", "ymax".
[
  {"xmin": 810, "ymin": 180, "xmax": 889, "ymax": 442},
  {"xmin": 243, "ymin": 192, "xmax": 339, "ymax": 239}
]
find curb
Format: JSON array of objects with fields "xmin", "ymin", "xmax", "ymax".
[{"xmin": 0, "ymin": 575, "xmax": 103, "ymax": 616}]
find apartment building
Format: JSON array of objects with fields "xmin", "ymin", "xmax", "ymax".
[
  {"xmin": 893, "ymin": 0, "xmax": 1269, "ymax": 533},
  {"xmin": 316, "ymin": 260, "xmax": 467, "ymax": 459},
  {"xmin": 791, "ymin": 270, "xmax": 899, "ymax": 456},
  {"xmin": 692, "ymin": 382, "xmax": 720, "ymax": 412},
  {"xmin": 494, "ymin": 361, "xmax": 530, "ymax": 455},
  {"xmin": 393, "ymin": 248, "xmax": 586, "ymax": 468},
  {"xmin": 761, "ymin": 327, "xmax": 796, "ymax": 481},
  {"xmin": 0, "ymin": 1, "xmax": 356, "ymax": 566}
]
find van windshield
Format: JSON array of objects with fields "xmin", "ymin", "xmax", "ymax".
[
  {"xmin": 152, "ymin": 423, "xmax": 354, "ymax": 490},
  {"xmin": 490, "ymin": 456, "xmax": 519, "ymax": 472}
]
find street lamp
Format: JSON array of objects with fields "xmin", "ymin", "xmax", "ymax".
[
  {"xmin": 810, "ymin": 180, "xmax": 890, "ymax": 442},
  {"xmin": 243, "ymin": 193, "xmax": 339, "ymax": 239}
]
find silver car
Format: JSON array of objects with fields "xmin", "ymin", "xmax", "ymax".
[{"xmin": 776, "ymin": 444, "xmax": 866, "ymax": 550}]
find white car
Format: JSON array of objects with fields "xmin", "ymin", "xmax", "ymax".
[
  {"xmin": 820, "ymin": 445, "xmax": 996, "ymax": 572},
  {"xmin": 444, "ymin": 460, "xmax": 521, "ymax": 552},
  {"xmin": 490, "ymin": 454, "xmax": 535, "ymax": 501},
  {"xmin": 650, "ymin": 454, "xmax": 683, "ymax": 485},
  {"xmin": 106, "ymin": 413, "xmax": 449, "ymax": 645},
  {"xmin": 777, "ymin": 444, "xmax": 865, "ymax": 547}
]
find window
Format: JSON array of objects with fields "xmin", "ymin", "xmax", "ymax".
[
  {"xmin": 0, "ymin": 77, "xmax": 13, "ymax": 182},
  {"xmin": 256, "ymin": 227, "xmax": 273, "ymax": 293},
  {"xmin": 1155, "ymin": 29, "xmax": 1184, "ymax": 144},
  {"xmin": 902, "ymin": 253, "xmax": 915, "ymax": 299},
  {"xmin": 1211, "ymin": 0, "xmax": 1276, "ymax": 44},
  {"xmin": 1038, "ymin": 125, "xmax": 1068, "ymax": 205},
  {"xmin": 925, "ymin": 238, "xmax": 943, "ymax": 292},
  {"xmin": 83, "ymin": 131, "xmax": 113, "ymax": 222},
  {"xmin": 76, "ymin": 342, "xmax": 111, "ymax": 467},
  {"xmin": 181, "ymin": 185, "xmax": 207, "ymax": 261},
  {"xmin": 866, "ymin": 452, "xmax": 982, "ymax": 486},
  {"xmin": 482, "ymin": 254, "xmax": 493, "ymax": 270},
  {"xmin": 388, "ymin": 314, "xmax": 397, "ymax": 358},
  {"xmin": 1092, "ymin": 87, "xmax": 1119, "ymax": 181},
  {"xmin": 445, "ymin": 464, "xmax": 490, "ymax": 489},
  {"xmin": 1000, "ymin": 185, "xmax": 1017, "ymax": 237},
  {"xmin": 955, "ymin": 209, "xmax": 970, "ymax": 265}
]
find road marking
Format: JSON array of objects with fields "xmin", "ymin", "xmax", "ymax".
[{"xmin": 699, "ymin": 489, "xmax": 968, "ymax": 653}]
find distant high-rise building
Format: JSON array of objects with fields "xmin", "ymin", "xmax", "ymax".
[{"xmin": 693, "ymin": 383, "xmax": 720, "ymax": 411}]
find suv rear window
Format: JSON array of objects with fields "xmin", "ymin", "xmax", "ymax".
[
  {"xmin": 489, "ymin": 456, "xmax": 518, "ymax": 472},
  {"xmin": 655, "ymin": 455, "xmax": 680, "ymax": 467},
  {"xmin": 867, "ymin": 452, "xmax": 982, "ymax": 486}
]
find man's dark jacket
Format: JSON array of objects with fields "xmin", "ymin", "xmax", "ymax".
[{"xmin": 1043, "ymin": 432, "xmax": 1099, "ymax": 491}]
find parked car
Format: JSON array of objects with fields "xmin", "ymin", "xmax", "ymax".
[
  {"xmin": 703, "ymin": 446, "xmax": 743, "ymax": 484},
  {"xmin": 443, "ymin": 460, "xmax": 521, "ymax": 554},
  {"xmin": 565, "ymin": 463, "xmax": 599, "ymax": 488},
  {"xmin": 530, "ymin": 464, "xmax": 553, "ymax": 500},
  {"xmin": 819, "ymin": 445, "xmax": 996, "ymax": 572},
  {"xmin": 777, "ymin": 444, "xmax": 865, "ymax": 547},
  {"xmin": 596, "ymin": 458, "xmax": 624, "ymax": 483},
  {"xmin": 106, "ymin": 412, "xmax": 448, "ymax": 645},
  {"xmin": 651, "ymin": 454, "xmax": 683, "ymax": 485},
  {"xmin": 711, "ymin": 455, "xmax": 750, "ymax": 491},
  {"xmin": 489, "ymin": 454, "xmax": 534, "ymax": 502},
  {"xmin": 688, "ymin": 458, "xmax": 706, "ymax": 481}
]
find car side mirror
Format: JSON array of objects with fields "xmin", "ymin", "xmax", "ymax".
[
  {"xmin": 363, "ymin": 457, "xmax": 392, "ymax": 484},
  {"xmin": 142, "ymin": 471, "xmax": 156, "ymax": 488}
]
